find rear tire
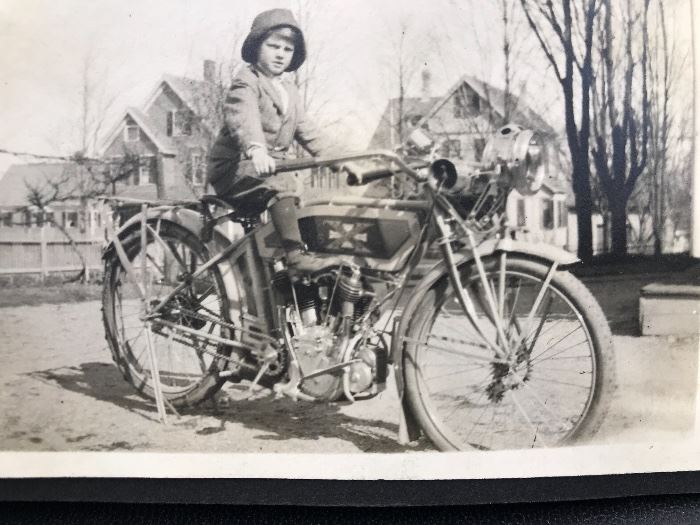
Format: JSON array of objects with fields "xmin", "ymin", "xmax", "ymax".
[
  {"xmin": 102, "ymin": 220, "xmax": 234, "ymax": 408},
  {"xmin": 403, "ymin": 255, "xmax": 616, "ymax": 451}
]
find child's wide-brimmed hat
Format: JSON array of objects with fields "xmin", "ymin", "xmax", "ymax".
[{"xmin": 241, "ymin": 9, "xmax": 306, "ymax": 72}]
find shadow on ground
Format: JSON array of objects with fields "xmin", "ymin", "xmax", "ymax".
[{"xmin": 30, "ymin": 362, "xmax": 434, "ymax": 453}]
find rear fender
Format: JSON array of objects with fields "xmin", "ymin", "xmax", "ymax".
[
  {"xmin": 102, "ymin": 206, "xmax": 247, "ymax": 327},
  {"xmin": 391, "ymin": 238, "xmax": 579, "ymax": 443},
  {"xmin": 102, "ymin": 206, "xmax": 237, "ymax": 259}
]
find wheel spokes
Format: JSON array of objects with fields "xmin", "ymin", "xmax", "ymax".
[{"xmin": 415, "ymin": 264, "xmax": 597, "ymax": 451}]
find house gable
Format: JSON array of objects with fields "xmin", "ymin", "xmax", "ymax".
[
  {"xmin": 369, "ymin": 75, "xmax": 557, "ymax": 168},
  {"xmin": 418, "ymin": 76, "xmax": 556, "ymax": 138},
  {"xmin": 145, "ymin": 83, "xmax": 187, "ymax": 140},
  {"xmin": 142, "ymin": 75, "xmax": 221, "ymax": 138},
  {"xmin": 101, "ymin": 107, "xmax": 176, "ymax": 158}
]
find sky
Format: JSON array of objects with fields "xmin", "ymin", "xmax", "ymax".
[{"xmin": 0, "ymin": 0, "xmax": 694, "ymax": 178}]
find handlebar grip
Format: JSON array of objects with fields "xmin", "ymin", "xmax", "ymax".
[{"xmin": 346, "ymin": 168, "xmax": 396, "ymax": 186}]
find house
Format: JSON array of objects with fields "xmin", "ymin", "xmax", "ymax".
[
  {"xmin": 100, "ymin": 60, "xmax": 224, "ymax": 201},
  {"xmin": 368, "ymin": 74, "xmax": 572, "ymax": 251},
  {"xmin": 0, "ymin": 162, "xmax": 103, "ymax": 239}
]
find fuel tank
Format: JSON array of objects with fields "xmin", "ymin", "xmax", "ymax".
[{"xmin": 254, "ymin": 198, "xmax": 429, "ymax": 272}]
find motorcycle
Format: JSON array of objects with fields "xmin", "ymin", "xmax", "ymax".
[{"xmin": 101, "ymin": 124, "xmax": 615, "ymax": 451}]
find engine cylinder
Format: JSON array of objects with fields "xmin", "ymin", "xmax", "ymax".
[{"xmin": 338, "ymin": 269, "xmax": 363, "ymax": 303}]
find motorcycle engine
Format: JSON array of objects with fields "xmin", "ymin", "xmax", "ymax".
[
  {"xmin": 294, "ymin": 324, "xmax": 341, "ymax": 400},
  {"xmin": 280, "ymin": 271, "xmax": 382, "ymax": 401}
]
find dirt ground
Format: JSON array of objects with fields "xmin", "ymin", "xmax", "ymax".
[{"xmin": 0, "ymin": 267, "xmax": 697, "ymax": 453}]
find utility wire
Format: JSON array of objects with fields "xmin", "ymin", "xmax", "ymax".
[{"xmin": 0, "ymin": 147, "xmax": 103, "ymax": 163}]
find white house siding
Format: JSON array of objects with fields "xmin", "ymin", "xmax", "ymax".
[
  {"xmin": 566, "ymin": 211, "xmax": 607, "ymax": 255},
  {"xmin": 506, "ymin": 190, "xmax": 569, "ymax": 250}
]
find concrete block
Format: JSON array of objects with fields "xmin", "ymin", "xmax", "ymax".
[{"xmin": 639, "ymin": 283, "xmax": 700, "ymax": 336}]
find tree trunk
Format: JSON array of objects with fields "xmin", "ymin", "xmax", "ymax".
[
  {"xmin": 609, "ymin": 197, "xmax": 628, "ymax": 258},
  {"xmin": 572, "ymin": 163, "xmax": 594, "ymax": 263},
  {"xmin": 653, "ymin": 236, "xmax": 662, "ymax": 257}
]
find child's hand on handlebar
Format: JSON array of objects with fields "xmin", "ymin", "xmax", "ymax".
[{"xmin": 250, "ymin": 147, "xmax": 276, "ymax": 176}]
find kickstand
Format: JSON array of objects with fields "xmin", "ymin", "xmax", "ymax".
[
  {"xmin": 145, "ymin": 321, "xmax": 169, "ymax": 423},
  {"xmin": 244, "ymin": 346, "xmax": 278, "ymax": 400}
]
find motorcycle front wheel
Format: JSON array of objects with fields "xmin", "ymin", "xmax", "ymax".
[
  {"xmin": 403, "ymin": 255, "xmax": 615, "ymax": 451},
  {"xmin": 102, "ymin": 219, "xmax": 234, "ymax": 408}
]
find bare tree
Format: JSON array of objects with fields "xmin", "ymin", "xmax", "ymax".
[
  {"xmin": 372, "ymin": 16, "xmax": 429, "ymax": 148},
  {"xmin": 23, "ymin": 153, "xmax": 138, "ymax": 282},
  {"xmin": 290, "ymin": 0, "xmax": 348, "ymax": 158},
  {"xmin": 644, "ymin": 0, "xmax": 688, "ymax": 256},
  {"xmin": 590, "ymin": 0, "xmax": 652, "ymax": 257},
  {"xmin": 20, "ymin": 48, "xmax": 133, "ymax": 282},
  {"xmin": 520, "ymin": 0, "xmax": 599, "ymax": 262}
]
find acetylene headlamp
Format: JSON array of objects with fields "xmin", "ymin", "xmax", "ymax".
[{"xmin": 481, "ymin": 124, "xmax": 548, "ymax": 195}]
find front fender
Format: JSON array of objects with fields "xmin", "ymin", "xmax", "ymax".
[{"xmin": 392, "ymin": 239, "xmax": 579, "ymax": 376}]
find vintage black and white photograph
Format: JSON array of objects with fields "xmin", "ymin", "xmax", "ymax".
[{"xmin": 0, "ymin": 0, "xmax": 697, "ymax": 479}]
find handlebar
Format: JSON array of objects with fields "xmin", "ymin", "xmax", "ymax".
[{"xmin": 236, "ymin": 150, "xmax": 429, "ymax": 185}]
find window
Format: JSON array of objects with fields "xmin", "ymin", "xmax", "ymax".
[
  {"xmin": 454, "ymin": 89, "xmax": 480, "ymax": 118},
  {"xmin": 440, "ymin": 139, "xmax": 462, "ymax": 159},
  {"xmin": 167, "ymin": 110, "xmax": 193, "ymax": 137},
  {"xmin": 453, "ymin": 92, "xmax": 466, "ymax": 118},
  {"xmin": 517, "ymin": 199, "xmax": 526, "ymax": 227},
  {"xmin": 542, "ymin": 198, "xmax": 554, "ymax": 230},
  {"xmin": 138, "ymin": 156, "xmax": 157, "ymax": 185},
  {"xmin": 125, "ymin": 124, "xmax": 139, "ymax": 142},
  {"xmin": 557, "ymin": 201, "xmax": 567, "ymax": 228},
  {"xmin": 408, "ymin": 114, "xmax": 422, "ymax": 127},
  {"xmin": 24, "ymin": 210, "xmax": 32, "ymax": 228},
  {"xmin": 1, "ymin": 212, "xmax": 12, "ymax": 227},
  {"xmin": 470, "ymin": 93, "xmax": 481, "ymax": 113},
  {"xmin": 64, "ymin": 211, "xmax": 78, "ymax": 228},
  {"xmin": 473, "ymin": 138, "xmax": 486, "ymax": 162},
  {"xmin": 189, "ymin": 153, "xmax": 204, "ymax": 185}
]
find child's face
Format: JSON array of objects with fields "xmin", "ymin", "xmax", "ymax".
[{"xmin": 257, "ymin": 29, "xmax": 295, "ymax": 76}]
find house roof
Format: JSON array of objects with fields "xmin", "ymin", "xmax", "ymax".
[
  {"xmin": 0, "ymin": 162, "xmax": 88, "ymax": 208},
  {"xmin": 369, "ymin": 75, "xmax": 556, "ymax": 149},
  {"xmin": 368, "ymin": 96, "xmax": 442, "ymax": 148},
  {"xmin": 126, "ymin": 107, "xmax": 177, "ymax": 155},
  {"xmin": 101, "ymin": 74, "xmax": 222, "ymax": 156},
  {"xmin": 100, "ymin": 107, "xmax": 177, "ymax": 157},
  {"xmin": 146, "ymin": 74, "xmax": 222, "ymax": 135},
  {"xmin": 419, "ymin": 75, "xmax": 556, "ymax": 137}
]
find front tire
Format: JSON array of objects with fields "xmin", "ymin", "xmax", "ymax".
[{"xmin": 403, "ymin": 255, "xmax": 616, "ymax": 451}]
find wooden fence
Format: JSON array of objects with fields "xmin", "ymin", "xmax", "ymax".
[{"xmin": 0, "ymin": 225, "xmax": 104, "ymax": 281}]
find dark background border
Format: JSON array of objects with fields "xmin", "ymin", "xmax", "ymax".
[{"xmin": 1, "ymin": 472, "xmax": 699, "ymax": 505}]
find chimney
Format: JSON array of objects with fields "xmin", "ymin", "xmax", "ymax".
[
  {"xmin": 421, "ymin": 66, "xmax": 431, "ymax": 101},
  {"xmin": 203, "ymin": 59, "xmax": 216, "ymax": 84}
]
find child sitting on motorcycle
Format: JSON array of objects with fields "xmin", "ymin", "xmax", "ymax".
[{"xmin": 207, "ymin": 8, "xmax": 342, "ymax": 275}]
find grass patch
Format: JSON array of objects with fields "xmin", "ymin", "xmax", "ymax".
[
  {"xmin": 0, "ymin": 284, "xmax": 103, "ymax": 308},
  {"xmin": 571, "ymin": 253, "xmax": 698, "ymax": 280}
]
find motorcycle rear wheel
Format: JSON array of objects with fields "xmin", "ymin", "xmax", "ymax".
[
  {"xmin": 102, "ymin": 220, "xmax": 234, "ymax": 408},
  {"xmin": 403, "ymin": 255, "xmax": 615, "ymax": 451}
]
